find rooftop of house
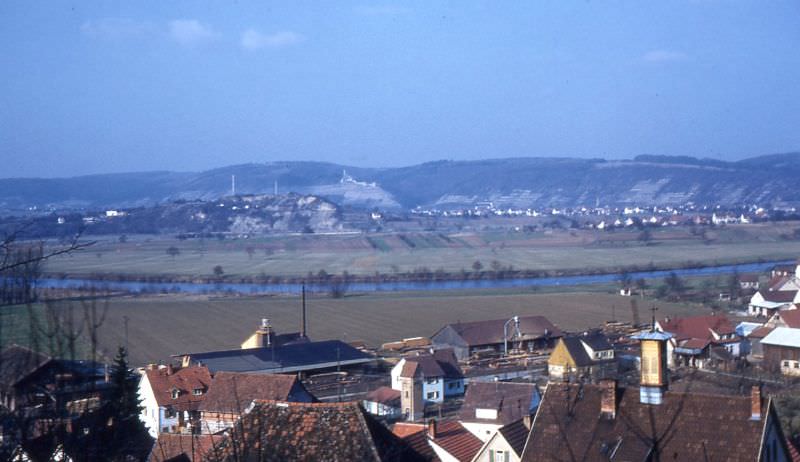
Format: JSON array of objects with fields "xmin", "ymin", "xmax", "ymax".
[
  {"xmin": 435, "ymin": 316, "xmax": 562, "ymax": 346},
  {"xmin": 497, "ymin": 418, "xmax": 530, "ymax": 457},
  {"xmin": 210, "ymin": 400, "xmax": 425, "ymax": 461},
  {"xmin": 774, "ymin": 309, "xmax": 800, "ymax": 328},
  {"xmin": 148, "ymin": 434, "xmax": 216, "ymax": 462},
  {"xmin": 749, "ymin": 325, "xmax": 776, "ymax": 339},
  {"xmin": 556, "ymin": 332, "xmax": 615, "ymax": 367},
  {"xmin": 399, "ymin": 349, "xmax": 462, "ymax": 379},
  {"xmin": 739, "ymin": 274, "xmax": 760, "ymax": 283},
  {"xmin": 179, "ymin": 339, "xmax": 373, "ymax": 374},
  {"xmin": 198, "ymin": 371, "xmax": 311, "ymax": 414},
  {"xmin": 0, "ymin": 345, "xmax": 51, "ymax": 390},
  {"xmin": 365, "ymin": 386, "xmax": 401, "ymax": 406},
  {"xmin": 393, "ymin": 421, "xmax": 483, "ymax": 462},
  {"xmin": 522, "ymin": 382, "xmax": 779, "ymax": 462},
  {"xmin": 658, "ymin": 314, "xmax": 735, "ymax": 341},
  {"xmin": 761, "ymin": 327, "xmax": 800, "ymax": 349},
  {"xmin": 143, "ymin": 365, "xmax": 212, "ymax": 411},
  {"xmin": 758, "ymin": 288, "xmax": 798, "ymax": 303},
  {"xmin": 458, "ymin": 382, "xmax": 539, "ymax": 425}
]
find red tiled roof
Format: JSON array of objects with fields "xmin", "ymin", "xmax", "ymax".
[
  {"xmin": 523, "ymin": 383, "xmax": 780, "ymax": 462},
  {"xmin": 778, "ymin": 309, "xmax": 800, "ymax": 328},
  {"xmin": 679, "ymin": 338, "xmax": 710, "ymax": 350},
  {"xmin": 143, "ymin": 365, "xmax": 211, "ymax": 411},
  {"xmin": 659, "ymin": 314, "xmax": 735, "ymax": 341},
  {"xmin": 365, "ymin": 386, "xmax": 401, "ymax": 406},
  {"xmin": 392, "ymin": 423, "xmax": 427, "ymax": 438},
  {"xmin": 210, "ymin": 400, "xmax": 425, "ymax": 461},
  {"xmin": 397, "ymin": 429, "xmax": 439, "ymax": 461},
  {"xmin": 400, "ymin": 349, "xmax": 462, "ymax": 379},
  {"xmin": 148, "ymin": 434, "xmax": 216, "ymax": 462},
  {"xmin": 198, "ymin": 372, "xmax": 309, "ymax": 413},
  {"xmin": 428, "ymin": 421, "xmax": 483, "ymax": 462},
  {"xmin": 749, "ymin": 326, "xmax": 775, "ymax": 339}
]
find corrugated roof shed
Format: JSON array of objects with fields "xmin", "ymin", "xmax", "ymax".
[{"xmin": 762, "ymin": 327, "xmax": 800, "ymax": 348}]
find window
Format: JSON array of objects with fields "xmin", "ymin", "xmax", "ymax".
[
  {"xmin": 795, "ymin": 362, "xmax": 799, "ymax": 369},
  {"xmin": 193, "ymin": 388, "xmax": 204, "ymax": 396},
  {"xmin": 171, "ymin": 389, "xmax": 180, "ymax": 399},
  {"xmin": 494, "ymin": 450, "xmax": 509, "ymax": 462},
  {"xmin": 783, "ymin": 361, "xmax": 790, "ymax": 368},
  {"xmin": 426, "ymin": 377, "xmax": 438, "ymax": 384},
  {"xmin": 426, "ymin": 391, "xmax": 439, "ymax": 400}
]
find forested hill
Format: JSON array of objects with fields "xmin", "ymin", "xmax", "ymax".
[{"xmin": 2, "ymin": 153, "xmax": 800, "ymax": 212}]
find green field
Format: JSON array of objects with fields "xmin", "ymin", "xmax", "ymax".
[
  {"xmin": 43, "ymin": 226, "xmax": 800, "ymax": 279},
  {"xmin": 6, "ymin": 290, "xmax": 713, "ymax": 366}
]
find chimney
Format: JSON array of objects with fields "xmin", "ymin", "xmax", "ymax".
[
  {"xmin": 427, "ymin": 419, "xmax": 437, "ymax": 438},
  {"xmin": 147, "ymin": 363, "xmax": 157, "ymax": 371},
  {"xmin": 166, "ymin": 364, "xmax": 174, "ymax": 375},
  {"xmin": 600, "ymin": 379, "xmax": 617, "ymax": 419},
  {"xmin": 301, "ymin": 284, "xmax": 307, "ymax": 338},
  {"xmin": 751, "ymin": 385, "xmax": 763, "ymax": 421},
  {"xmin": 522, "ymin": 414, "xmax": 532, "ymax": 430}
]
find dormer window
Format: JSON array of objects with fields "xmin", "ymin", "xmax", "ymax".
[
  {"xmin": 171, "ymin": 389, "xmax": 180, "ymax": 399},
  {"xmin": 193, "ymin": 388, "xmax": 204, "ymax": 396}
]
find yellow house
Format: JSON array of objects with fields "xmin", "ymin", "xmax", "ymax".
[{"xmin": 547, "ymin": 332, "xmax": 616, "ymax": 382}]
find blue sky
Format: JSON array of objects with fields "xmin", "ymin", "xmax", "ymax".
[{"xmin": 1, "ymin": 1, "xmax": 799, "ymax": 178}]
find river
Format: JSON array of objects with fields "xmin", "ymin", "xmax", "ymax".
[{"xmin": 34, "ymin": 259, "xmax": 793, "ymax": 295}]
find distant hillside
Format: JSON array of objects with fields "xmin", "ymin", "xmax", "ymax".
[
  {"xmin": 2, "ymin": 153, "xmax": 800, "ymax": 212},
  {"xmin": 0, "ymin": 194, "xmax": 343, "ymax": 237}
]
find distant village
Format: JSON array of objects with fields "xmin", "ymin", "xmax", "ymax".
[{"xmin": 7, "ymin": 260, "xmax": 800, "ymax": 460}]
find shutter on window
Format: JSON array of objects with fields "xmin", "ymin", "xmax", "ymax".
[
  {"xmin": 489, "ymin": 449, "xmax": 494, "ymax": 461},
  {"xmin": 504, "ymin": 451, "xmax": 510, "ymax": 462}
]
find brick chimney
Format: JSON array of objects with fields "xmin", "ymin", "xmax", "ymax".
[
  {"xmin": 751, "ymin": 385, "xmax": 762, "ymax": 421},
  {"xmin": 600, "ymin": 379, "xmax": 617, "ymax": 419},
  {"xmin": 166, "ymin": 364, "xmax": 174, "ymax": 375},
  {"xmin": 427, "ymin": 419, "xmax": 437, "ymax": 438}
]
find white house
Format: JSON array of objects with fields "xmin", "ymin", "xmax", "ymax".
[
  {"xmin": 390, "ymin": 349, "xmax": 464, "ymax": 404},
  {"xmin": 748, "ymin": 290, "xmax": 800, "ymax": 317},
  {"xmin": 138, "ymin": 364, "xmax": 211, "ymax": 438},
  {"xmin": 363, "ymin": 386, "xmax": 402, "ymax": 418},
  {"xmin": 470, "ymin": 417, "xmax": 530, "ymax": 462}
]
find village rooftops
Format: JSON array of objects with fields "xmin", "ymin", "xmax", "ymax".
[
  {"xmin": 522, "ymin": 382, "xmax": 787, "ymax": 462},
  {"xmin": 365, "ymin": 386, "xmax": 401, "ymax": 406},
  {"xmin": 197, "ymin": 371, "xmax": 314, "ymax": 414},
  {"xmin": 177, "ymin": 339, "xmax": 373, "ymax": 374},
  {"xmin": 757, "ymin": 289, "xmax": 799, "ymax": 304},
  {"xmin": 761, "ymin": 327, "xmax": 800, "ymax": 349},
  {"xmin": 458, "ymin": 382, "xmax": 540, "ymax": 426},
  {"xmin": 773, "ymin": 309, "xmax": 800, "ymax": 328},
  {"xmin": 433, "ymin": 316, "xmax": 561, "ymax": 347},
  {"xmin": 148, "ymin": 434, "xmax": 216, "ymax": 462},
  {"xmin": 558, "ymin": 332, "xmax": 615, "ymax": 367},
  {"xmin": 143, "ymin": 365, "xmax": 212, "ymax": 411},
  {"xmin": 209, "ymin": 400, "xmax": 425, "ymax": 461},
  {"xmin": 657, "ymin": 314, "xmax": 735, "ymax": 341},
  {"xmin": 399, "ymin": 349, "xmax": 462, "ymax": 379},
  {"xmin": 393, "ymin": 421, "xmax": 483, "ymax": 462},
  {"xmin": 0, "ymin": 345, "xmax": 51, "ymax": 391}
]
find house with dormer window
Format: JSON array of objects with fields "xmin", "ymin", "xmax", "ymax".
[{"xmin": 138, "ymin": 364, "xmax": 211, "ymax": 437}]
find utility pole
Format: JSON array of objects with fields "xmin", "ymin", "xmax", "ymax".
[{"xmin": 123, "ymin": 315, "xmax": 129, "ymax": 352}]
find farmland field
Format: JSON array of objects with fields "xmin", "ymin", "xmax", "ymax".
[
  {"xmin": 43, "ymin": 222, "xmax": 800, "ymax": 280},
  {"xmin": 8, "ymin": 290, "xmax": 714, "ymax": 366}
]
